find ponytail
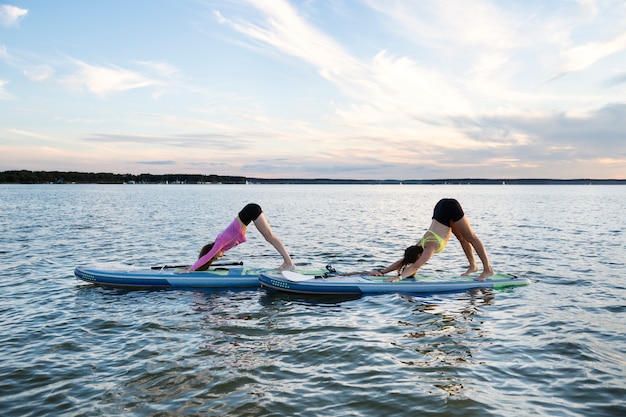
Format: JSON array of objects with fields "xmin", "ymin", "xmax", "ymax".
[
  {"xmin": 195, "ymin": 242, "xmax": 215, "ymax": 271},
  {"xmin": 398, "ymin": 245, "xmax": 423, "ymax": 273}
]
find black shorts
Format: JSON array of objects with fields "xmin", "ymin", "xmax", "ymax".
[
  {"xmin": 238, "ymin": 203, "xmax": 263, "ymax": 225},
  {"xmin": 432, "ymin": 199, "xmax": 464, "ymax": 226}
]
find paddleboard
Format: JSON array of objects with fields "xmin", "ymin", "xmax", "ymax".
[
  {"xmin": 258, "ymin": 271, "xmax": 530, "ymax": 295},
  {"xmin": 74, "ymin": 264, "xmax": 330, "ymax": 289}
]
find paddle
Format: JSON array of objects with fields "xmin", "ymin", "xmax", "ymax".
[
  {"xmin": 321, "ymin": 264, "xmax": 376, "ymax": 277},
  {"xmin": 150, "ymin": 261, "xmax": 244, "ymax": 270},
  {"xmin": 282, "ymin": 271, "xmax": 316, "ymax": 282}
]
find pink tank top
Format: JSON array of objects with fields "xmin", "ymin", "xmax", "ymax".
[{"xmin": 189, "ymin": 218, "xmax": 246, "ymax": 270}]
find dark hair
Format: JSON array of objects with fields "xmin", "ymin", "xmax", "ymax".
[
  {"xmin": 195, "ymin": 242, "xmax": 215, "ymax": 271},
  {"xmin": 400, "ymin": 245, "xmax": 423, "ymax": 269}
]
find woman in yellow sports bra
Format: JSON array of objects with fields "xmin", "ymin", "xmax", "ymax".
[{"xmin": 373, "ymin": 198, "xmax": 494, "ymax": 281}]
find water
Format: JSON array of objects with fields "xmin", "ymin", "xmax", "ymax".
[{"xmin": 1, "ymin": 184, "xmax": 624, "ymax": 416}]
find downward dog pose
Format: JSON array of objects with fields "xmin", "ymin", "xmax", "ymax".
[
  {"xmin": 373, "ymin": 198, "xmax": 494, "ymax": 281},
  {"xmin": 189, "ymin": 203, "xmax": 295, "ymax": 271}
]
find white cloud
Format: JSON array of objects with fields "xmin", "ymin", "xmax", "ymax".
[
  {"xmin": 0, "ymin": 4, "xmax": 27, "ymax": 27},
  {"xmin": 0, "ymin": 79, "xmax": 12, "ymax": 99},
  {"xmin": 333, "ymin": 50, "xmax": 472, "ymax": 125},
  {"xmin": 365, "ymin": 0, "xmax": 520, "ymax": 49},
  {"xmin": 9, "ymin": 128, "xmax": 53, "ymax": 140},
  {"xmin": 577, "ymin": 0, "xmax": 599, "ymax": 16},
  {"xmin": 217, "ymin": 0, "xmax": 471, "ymax": 128},
  {"xmin": 135, "ymin": 60, "xmax": 180, "ymax": 77},
  {"xmin": 560, "ymin": 31, "xmax": 626, "ymax": 74},
  {"xmin": 219, "ymin": 1, "xmax": 355, "ymax": 73},
  {"xmin": 24, "ymin": 65, "xmax": 54, "ymax": 82},
  {"xmin": 59, "ymin": 60, "xmax": 158, "ymax": 96}
]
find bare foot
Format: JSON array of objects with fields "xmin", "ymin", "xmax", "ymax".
[
  {"xmin": 461, "ymin": 266, "xmax": 479, "ymax": 276},
  {"xmin": 278, "ymin": 262, "xmax": 296, "ymax": 271},
  {"xmin": 385, "ymin": 276, "xmax": 401, "ymax": 282},
  {"xmin": 475, "ymin": 268, "xmax": 495, "ymax": 281}
]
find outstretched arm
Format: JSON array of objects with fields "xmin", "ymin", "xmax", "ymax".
[
  {"xmin": 399, "ymin": 246, "xmax": 436, "ymax": 278},
  {"xmin": 371, "ymin": 259, "xmax": 403, "ymax": 276},
  {"xmin": 190, "ymin": 241, "xmax": 223, "ymax": 271},
  {"xmin": 372, "ymin": 244, "xmax": 436, "ymax": 278}
]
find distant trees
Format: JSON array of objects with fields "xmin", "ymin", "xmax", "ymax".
[
  {"xmin": 1, "ymin": 170, "xmax": 623, "ymax": 185},
  {"xmin": 0, "ymin": 170, "xmax": 247, "ymax": 184}
]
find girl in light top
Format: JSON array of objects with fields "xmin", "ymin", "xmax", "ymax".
[
  {"xmin": 373, "ymin": 198, "xmax": 494, "ymax": 281},
  {"xmin": 189, "ymin": 203, "xmax": 295, "ymax": 271}
]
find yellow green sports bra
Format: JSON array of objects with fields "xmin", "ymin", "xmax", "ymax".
[{"xmin": 418, "ymin": 230, "xmax": 447, "ymax": 253}]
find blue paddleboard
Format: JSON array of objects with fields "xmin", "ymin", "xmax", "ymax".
[
  {"xmin": 259, "ymin": 271, "xmax": 530, "ymax": 295},
  {"xmin": 74, "ymin": 265, "xmax": 329, "ymax": 289}
]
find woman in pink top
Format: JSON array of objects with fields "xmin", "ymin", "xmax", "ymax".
[{"xmin": 189, "ymin": 203, "xmax": 295, "ymax": 271}]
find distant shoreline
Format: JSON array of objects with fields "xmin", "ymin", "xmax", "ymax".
[
  {"xmin": 0, "ymin": 170, "xmax": 624, "ymax": 185},
  {"xmin": 246, "ymin": 178, "xmax": 626, "ymax": 185}
]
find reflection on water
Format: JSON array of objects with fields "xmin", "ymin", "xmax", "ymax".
[{"xmin": 391, "ymin": 291, "xmax": 497, "ymax": 400}]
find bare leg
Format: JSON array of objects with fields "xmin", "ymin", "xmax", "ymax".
[
  {"xmin": 252, "ymin": 213, "xmax": 295, "ymax": 270},
  {"xmin": 457, "ymin": 237, "xmax": 479, "ymax": 276},
  {"xmin": 451, "ymin": 217, "xmax": 493, "ymax": 280}
]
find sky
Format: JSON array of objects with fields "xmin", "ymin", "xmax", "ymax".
[{"xmin": 1, "ymin": 0, "xmax": 625, "ymax": 180}]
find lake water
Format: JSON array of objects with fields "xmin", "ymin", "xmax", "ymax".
[{"xmin": 1, "ymin": 183, "xmax": 625, "ymax": 416}]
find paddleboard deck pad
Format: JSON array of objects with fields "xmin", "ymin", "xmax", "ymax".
[
  {"xmin": 74, "ymin": 265, "xmax": 329, "ymax": 289},
  {"xmin": 259, "ymin": 271, "xmax": 530, "ymax": 295}
]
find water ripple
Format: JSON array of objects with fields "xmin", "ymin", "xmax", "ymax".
[{"xmin": 1, "ymin": 184, "xmax": 625, "ymax": 416}]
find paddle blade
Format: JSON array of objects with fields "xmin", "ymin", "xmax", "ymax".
[{"xmin": 282, "ymin": 270, "xmax": 315, "ymax": 282}]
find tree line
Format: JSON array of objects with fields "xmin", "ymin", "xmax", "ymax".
[
  {"xmin": 0, "ymin": 170, "xmax": 247, "ymax": 184},
  {"xmin": 1, "ymin": 170, "xmax": 623, "ymax": 185}
]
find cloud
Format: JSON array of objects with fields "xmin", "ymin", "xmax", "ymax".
[
  {"xmin": 215, "ymin": 2, "xmax": 355, "ymax": 76},
  {"xmin": 8, "ymin": 128, "xmax": 52, "ymax": 140},
  {"xmin": 0, "ymin": 4, "xmax": 27, "ymax": 27},
  {"xmin": 2, "ymin": 44, "xmax": 171, "ymax": 96},
  {"xmin": 559, "ymin": 31, "xmax": 626, "ymax": 75},
  {"xmin": 24, "ymin": 65, "xmax": 54, "ymax": 82},
  {"xmin": 82, "ymin": 132, "xmax": 254, "ymax": 150},
  {"xmin": 0, "ymin": 79, "xmax": 11, "ymax": 99},
  {"xmin": 606, "ymin": 72, "xmax": 626, "ymax": 86},
  {"xmin": 59, "ymin": 60, "xmax": 159, "ymax": 96},
  {"xmin": 454, "ymin": 103, "xmax": 626, "ymax": 161},
  {"xmin": 215, "ymin": 0, "xmax": 471, "ymax": 127},
  {"xmin": 134, "ymin": 60, "xmax": 180, "ymax": 77},
  {"xmin": 365, "ymin": 0, "xmax": 519, "ymax": 49},
  {"xmin": 577, "ymin": 0, "xmax": 599, "ymax": 16},
  {"xmin": 134, "ymin": 160, "xmax": 176, "ymax": 166},
  {"xmin": 1, "ymin": 44, "xmax": 54, "ymax": 85}
]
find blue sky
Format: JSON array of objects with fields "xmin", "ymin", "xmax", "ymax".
[{"xmin": 1, "ymin": 0, "xmax": 625, "ymax": 179}]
